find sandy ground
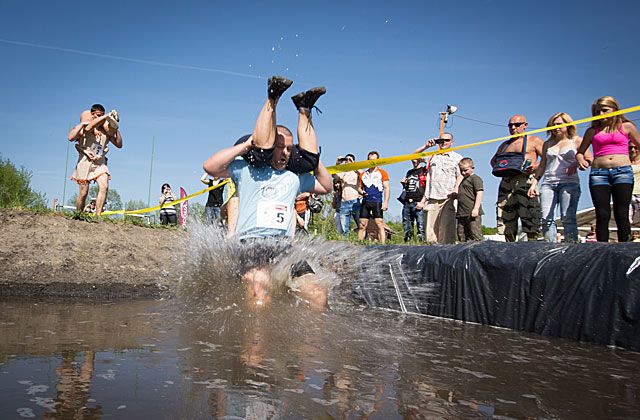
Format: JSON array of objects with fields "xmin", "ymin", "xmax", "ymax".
[{"xmin": 0, "ymin": 210, "xmax": 183, "ymax": 299}]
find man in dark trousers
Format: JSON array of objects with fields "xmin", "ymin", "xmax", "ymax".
[
  {"xmin": 400, "ymin": 159, "xmax": 427, "ymax": 242},
  {"xmin": 200, "ymin": 172, "xmax": 226, "ymax": 226}
]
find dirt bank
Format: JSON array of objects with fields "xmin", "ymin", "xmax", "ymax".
[{"xmin": 0, "ymin": 210, "xmax": 183, "ymax": 299}]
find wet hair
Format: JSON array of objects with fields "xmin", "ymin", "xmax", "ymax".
[
  {"xmin": 459, "ymin": 157, "xmax": 474, "ymax": 167},
  {"xmin": 367, "ymin": 150, "xmax": 380, "ymax": 159},
  {"xmin": 161, "ymin": 183, "xmax": 171, "ymax": 192},
  {"xmin": 591, "ymin": 96, "xmax": 630, "ymax": 132},
  {"xmin": 546, "ymin": 112, "xmax": 577, "ymax": 139},
  {"xmin": 276, "ymin": 125, "xmax": 293, "ymax": 137},
  {"xmin": 90, "ymin": 104, "xmax": 105, "ymax": 113}
]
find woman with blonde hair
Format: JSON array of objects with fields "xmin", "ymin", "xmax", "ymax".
[
  {"xmin": 528, "ymin": 112, "xmax": 589, "ymax": 242},
  {"xmin": 576, "ymin": 96, "xmax": 640, "ymax": 242}
]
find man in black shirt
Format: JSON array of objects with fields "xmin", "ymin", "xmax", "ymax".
[
  {"xmin": 400, "ymin": 159, "xmax": 427, "ymax": 242},
  {"xmin": 200, "ymin": 172, "xmax": 226, "ymax": 226}
]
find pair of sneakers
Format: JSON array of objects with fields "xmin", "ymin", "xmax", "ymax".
[{"xmin": 268, "ymin": 76, "xmax": 326, "ymax": 113}]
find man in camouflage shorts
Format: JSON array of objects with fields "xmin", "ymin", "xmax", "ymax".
[
  {"xmin": 491, "ymin": 114, "xmax": 544, "ymax": 242},
  {"xmin": 496, "ymin": 174, "xmax": 541, "ymax": 241}
]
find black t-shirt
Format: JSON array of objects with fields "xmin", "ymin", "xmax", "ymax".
[
  {"xmin": 457, "ymin": 174, "xmax": 484, "ymax": 217},
  {"xmin": 403, "ymin": 167, "xmax": 427, "ymax": 201},
  {"xmin": 206, "ymin": 180, "xmax": 225, "ymax": 208}
]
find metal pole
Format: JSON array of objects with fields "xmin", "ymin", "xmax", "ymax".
[
  {"xmin": 147, "ymin": 136, "xmax": 155, "ymax": 207},
  {"xmin": 62, "ymin": 123, "xmax": 71, "ymax": 207}
]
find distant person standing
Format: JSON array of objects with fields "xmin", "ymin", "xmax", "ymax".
[
  {"xmin": 414, "ymin": 133, "xmax": 463, "ymax": 244},
  {"xmin": 200, "ymin": 173, "xmax": 225, "ymax": 226},
  {"xmin": 159, "ymin": 183, "xmax": 178, "ymax": 225},
  {"xmin": 576, "ymin": 96, "xmax": 640, "ymax": 242},
  {"xmin": 629, "ymin": 143, "xmax": 640, "ymax": 224},
  {"xmin": 527, "ymin": 112, "xmax": 588, "ymax": 243},
  {"xmin": 357, "ymin": 151, "xmax": 390, "ymax": 243},
  {"xmin": 336, "ymin": 153, "xmax": 362, "ymax": 236},
  {"xmin": 490, "ymin": 115, "xmax": 544, "ymax": 242},
  {"xmin": 400, "ymin": 159, "xmax": 427, "ymax": 242},
  {"xmin": 68, "ymin": 104, "xmax": 122, "ymax": 216},
  {"xmin": 456, "ymin": 158, "xmax": 484, "ymax": 242}
]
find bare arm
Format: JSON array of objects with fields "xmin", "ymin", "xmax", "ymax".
[
  {"xmin": 533, "ymin": 141, "xmax": 549, "ymax": 180},
  {"xmin": 200, "ymin": 173, "xmax": 210, "ymax": 185},
  {"xmin": 68, "ymin": 122, "xmax": 87, "ymax": 141},
  {"xmin": 108, "ymin": 130, "xmax": 123, "ymax": 149},
  {"xmin": 310, "ymin": 161, "xmax": 333, "ymax": 195},
  {"xmin": 576, "ymin": 128, "xmax": 594, "ymax": 170},
  {"xmin": 624, "ymin": 122, "xmax": 640, "ymax": 149},
  {"xmin": 85, "ymin": 114, "xmax": 109, "ymax": 132},
  {"xmin": 203, "ymin": 138, "xmax": 253, "ymax": 178},
  {"xmin": 530, "ymin": 137, "xmax": 545, "ymax": 173},
  {"xmin": 382, "ymin": 180, "xmax": 390, "ymax": 211},
  {"xmin": 471, "ymin": 190, "xmax": 484, "ymax": 218},
  {"xmin": 413, "ymin": 139, "xmax": 436, "ymax": 154}
]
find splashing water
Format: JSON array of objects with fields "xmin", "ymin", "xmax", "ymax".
[{"xmin": 177, "ymin": 219, "xmax": 413, "ymax": 314}]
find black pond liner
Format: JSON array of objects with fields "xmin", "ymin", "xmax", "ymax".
[{"xmin": 353, "ymin": 242, "xmax": 640, "ymax": 351}]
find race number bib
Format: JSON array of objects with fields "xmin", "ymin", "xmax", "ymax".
[
  {"xmin": 256, "ymin": 201, "xmax": 290, "ymax": 230},
  {"xmin": 90, "ymin": 143, "xmax": 104, "ymax": 157}
]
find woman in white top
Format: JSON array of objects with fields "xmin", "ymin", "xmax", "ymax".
[{"xmin": 528, "ymin": 112, "xmax": 591, "ymax": 242}]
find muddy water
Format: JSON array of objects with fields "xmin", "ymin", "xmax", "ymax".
[{"xmin": 1, "ymin": 299, "xmax": 639, "ymax": 419}]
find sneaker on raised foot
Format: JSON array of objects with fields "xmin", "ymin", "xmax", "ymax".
[
  {"xmin": 268, "ymin": 76, "xmax": 293, "ymax": 101},
  {"xmin": 291, "ymin": 87, "xmax": 327, "ymax": 112}
]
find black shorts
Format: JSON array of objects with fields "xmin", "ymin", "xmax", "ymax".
[
  {"xmin": 242, "ymin": 143, "xmax": 320, "ymax": 174},
  {"xmin": 237, "ymin": 237, "xmax": 315, "ymax": 278},
  {"xmin": 360, "ymin": 201, "xmax": 383, "ymax": 219}
]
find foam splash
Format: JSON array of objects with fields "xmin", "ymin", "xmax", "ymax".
[{"xmin": 177, "ymin": 219, "xmax": 394, "ymax": 312}]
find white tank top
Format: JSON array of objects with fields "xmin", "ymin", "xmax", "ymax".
[{"xmin": 542, "ymin": 145, "xmax": 579, "ymax": 185}]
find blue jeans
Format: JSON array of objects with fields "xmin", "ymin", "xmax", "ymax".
[
  {"xmin": 589, "ymin": 165, "xmax": 634, "ymax": 187},
  {"xmin": 402, "ymin": 202, "xmax": 425, "ymax": 242},
  {"xmin": 539, "ymin": 183, "xmax": 580, "ymax": 242},
  {"xmin": 205, "ymin": 206, "xmax": 222, "ymax": 226},
  {"xmin": 339, "ymin": 199, "xmax": 361, "ymax": 236}
]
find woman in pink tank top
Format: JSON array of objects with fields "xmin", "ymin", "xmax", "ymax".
[{"xmin": 576, "ymin": 96, "xmax": 640, "ymax": 242}]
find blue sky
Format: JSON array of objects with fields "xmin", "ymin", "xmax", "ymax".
[{"xmin": 2, "ymin": 0, "xmax": 639, "ymax": 223}]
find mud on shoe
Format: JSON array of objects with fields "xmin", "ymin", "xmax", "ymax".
[
  {"xmin": 267, "ymin": 76, "xmax": 293, "ymax": 101},
  {"xmin": 291, "ymin": 86, "xmax": 326, "ymax": 112}
]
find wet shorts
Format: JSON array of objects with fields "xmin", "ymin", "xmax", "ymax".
[
  {"xmin": 360, "ymin": 201, "xmax": 384, "ymax": 219},
  {"xmin": 235, "ymin": 134, "xmax": 320, "ymax": 174},
  {"xmin": 237, "ymin": 237, "xmax": 315, "ymax": 278},
  {"xmin": 496, "ymin": 174, "xmax": 541, "ymax": 235}
]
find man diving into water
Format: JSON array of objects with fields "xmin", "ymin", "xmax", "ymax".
[{"xmin": 203, "ymin": 76, "xmax": 333, "ymax": 309}]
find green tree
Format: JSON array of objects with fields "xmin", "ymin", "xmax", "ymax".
[
  {"xmin": 125, "ymin": 199, "xmax": 148, "ymax": 211},
  {"xmin": 67, "ymin": 185, "xmax": 123, "ymax": 211},
  {"xmin": 0, "ymin": 155, "xmax": 47, "ymax": 209},
  {"xmin": 188, "ymin": 202, "xmax": 206, "ymax": 224}
]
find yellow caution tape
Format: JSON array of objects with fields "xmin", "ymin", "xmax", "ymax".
[
  {"xmin": 326, "ymin": 105, "xmax": 640, "ymax": 174},
  {"xmin": 100, "ymin": 104, "xmax": 639, "ymax": 216},
  {"xmin": 102, "ymin": 179, "xmax": 231, "ymax": 216}
]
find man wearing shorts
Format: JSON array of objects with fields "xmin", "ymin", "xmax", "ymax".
[
  {"xmin": 203, "ymin": 76, "xmax": 333, "ymax": 309},
  {"xmin": 490, "ymin": 114, "xmax": 544, "ymax": 242},
  {"xmin": 357, "ymin": 151, "xmax": 390, "ymax": 243}
]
